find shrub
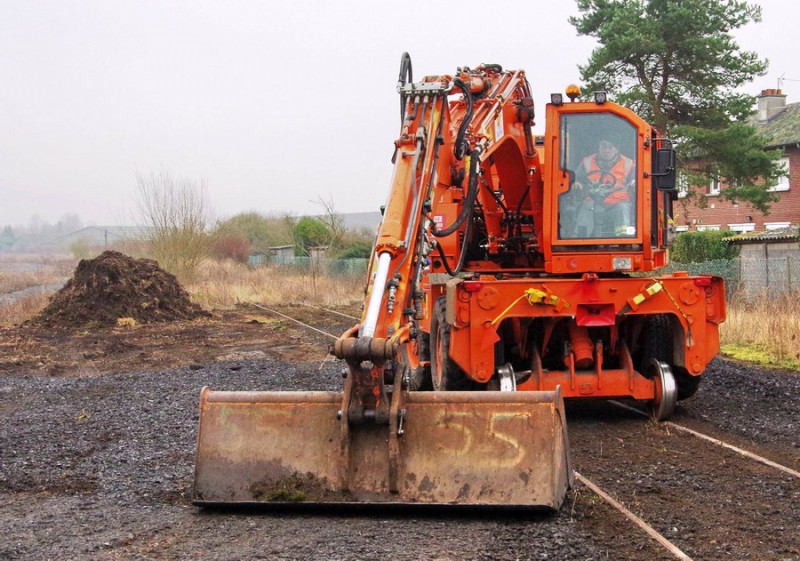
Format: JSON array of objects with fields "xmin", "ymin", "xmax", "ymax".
[
  {"xmin": 213, "ymin": 212, "xmax": 294, "ymax": 252},
  {"xmin": 671, "ymin": 230, "xmax": 739, "ymax": 263},
  {"xmin": 211, "ymin": 235, "xmax": 252, "ymax": 263},
  {"xmin": 293, "ymin": 217, "xmax": 332, "ymax": 256},
  {"xmin": 334, "ymin": 241, "xmax": 373, "ymax": 259}
]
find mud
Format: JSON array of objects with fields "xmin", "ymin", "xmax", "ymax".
[{"xmin": 29, "ymin": 251, "xmax": 209, "ymax": 328}]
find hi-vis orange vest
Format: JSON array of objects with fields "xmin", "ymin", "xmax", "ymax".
[{"xmin": 582, "ymin": 154, "xmax": 634, "ymax": 205}]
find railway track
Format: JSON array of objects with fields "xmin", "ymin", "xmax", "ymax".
[{"xmin": 252, "ymin": 302, "xmax": 800, "ymax": 560}]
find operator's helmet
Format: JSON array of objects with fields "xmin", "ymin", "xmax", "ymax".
[{"xmin": 597, "ymin": 133, "xmax": 621, "ymax": 154}]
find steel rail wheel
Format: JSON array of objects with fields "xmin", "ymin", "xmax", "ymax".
[{"xmin": 648, "ymin": 359, "xmax": 677, "ymax": 421}]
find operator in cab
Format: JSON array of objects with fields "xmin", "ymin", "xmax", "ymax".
[{"xmin": 570, "ymin": 134, "xmax": 635, "ymax": 238}]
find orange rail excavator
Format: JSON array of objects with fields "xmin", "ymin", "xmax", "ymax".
[{"xmin": 193, "ymin": 54, "xmax": 726, "ymax": 509}]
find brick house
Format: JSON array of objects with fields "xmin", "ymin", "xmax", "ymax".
[{"xmin": 674, "ymin": 89, "xmax": 800, "ymax": 233}]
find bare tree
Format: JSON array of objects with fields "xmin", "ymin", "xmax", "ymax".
[
  {"xmin": 134, "ymin": 169, "xmax": 212, "ymax": 281},
  {"xmin": 313, "ymin": 196, "xmax": 345, "ymax": 242}
]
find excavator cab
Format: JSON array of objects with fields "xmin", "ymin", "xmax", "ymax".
[{"xmin": 544, "ymin": 96, "xmax": 677, "ymax": 273}]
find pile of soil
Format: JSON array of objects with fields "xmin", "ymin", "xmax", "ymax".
[{"xmin": 30, "ymin": 251, "xmax": 209, "ymax": 328}]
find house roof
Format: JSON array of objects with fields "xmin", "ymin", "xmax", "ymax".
[
  {"xmin": 724, "ymin": 225, "xmax": 799, "ymax": 243},
  {"xmin": 50, "ymin": 226, "xmax": 154, "ymax": 242},
  {"xmin": 756, "ymin": 102, "xmax": 800, "ymax": 148}
]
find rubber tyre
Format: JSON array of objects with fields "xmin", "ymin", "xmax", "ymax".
[
  {"xmin": 638, "ymin": 315, "xmax": 702, "ymax": 401},
  {"xmin": 674, "ymin": 366, "xmax": 703, "ymax": 401},
  {"xmin": 637, "ymin": 314, "xmax": 673, "ymax": 375},
  {"xmin": 430, "ymin": 297, "xmax": 473, "ymax": 391}
]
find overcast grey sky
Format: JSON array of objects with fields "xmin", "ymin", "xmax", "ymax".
[{"xmin": 1, "ymin": 0, "xmax": 796, "ymax": 228}]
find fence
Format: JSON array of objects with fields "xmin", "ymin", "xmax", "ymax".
[
  {"xmin": 257, "ymin": 255, "xmax": 800, "ymax": 296},
  {"xmin": 265, "ymin": 256, "xmax": 369, "ymax": 279},
  {"xmin": 660, "ymin": 257, "xmax": 800, "ymax": 297},
  {"xmin": 657, "ymin": 259, "xmax": 740, "ymax": 296}
]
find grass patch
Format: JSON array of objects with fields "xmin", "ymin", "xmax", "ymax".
[
  {"xmin": 721, "ymin": 290, "xmax": 800, "ymax": 372},
  {"xmin": 0, "ymin": 291, "xmax": 54, "ymax": 326},
  {"xmin": 185, "ymin": 259, "xmax": 364, "ymax": 310},
  {"xmin": 720, "ymin": 343, "xmax": 800, "ymax": 371}
]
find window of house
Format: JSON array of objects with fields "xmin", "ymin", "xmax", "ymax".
[
  {"xmin": 727, "ymin": 223, "xmax": 755, "ymax": 233},
  {"xmin": 768, "ymin": 157, "xmax": 791, "ymax": 192},
  {"xmin": 674, "ymin": 225, "xmax": 689, "ymax": 233},
  {"xmin": 765, "ymin": 221, "xmax": 791, "ymax": 230},
  {"xmin": 708, "ymin": 177, "xmax": 721, "ymax": 196},
  {"xmin": 696, "ymin": 224, "xmax": 721, "ymax": 232}
]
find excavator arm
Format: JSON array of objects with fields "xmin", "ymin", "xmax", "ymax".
[
  {"xmin": 193, "ymin": 54, "xmax": 571, "ymax": 509},
  {"xmin": 333, "ymin": 56, "xmax": 551, "ymax": 447}
]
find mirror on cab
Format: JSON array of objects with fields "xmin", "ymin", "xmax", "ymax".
[{"xmin": 652, "ymin": 146, "xmax": 676, "ymax": 191}]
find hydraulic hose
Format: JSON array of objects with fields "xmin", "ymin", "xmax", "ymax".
[
  {"xmin": 452, "ymin": 78, "xmax": 474, "ymax": 161},
  {"xmin": 433, "ymin": 148, "xmax": 481, "ymax": 238},
  {"xmin": 398, "ymin": 52, "xmax": 413, "ymax": 123},
  {"xmin": 484, "ymin": 181, "xmax": 508, "ymax": 214},
  {"xmin": 515, "ymin": 182, "xmax": 531, "ymax": 238},
  {"xmin": 430, "ymin": 147, "xmax": 481, "ymax": 275},
  {"xmin": 434, "ymin": 218, "xmax": 472, "ymax": 276}
]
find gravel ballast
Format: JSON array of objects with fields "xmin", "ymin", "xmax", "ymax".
[{"xmin": 1, "ymin": 355, "xmax": 798, "ymax": 560}]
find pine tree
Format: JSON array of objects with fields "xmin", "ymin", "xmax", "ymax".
[{"xmin": 571, "ymin": 0, "xmax": 784, "ymax": 211}]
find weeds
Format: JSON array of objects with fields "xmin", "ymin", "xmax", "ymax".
[
  {"xmin": 0, "ymin": 257, "xmax": 69, "ymax": 325},
  {"xmin": 185, "ymin": 259, "xmax": 364, "ymax": 310},
  {"xmin": 720, "ymin": 290, "xmax": 800, "ymax": 370},
  {"xmin": 0, "ymin": 291, "xmax": 53, "ymax": 325},
  {"xmin": 0, "ymin": 255, "xmax": 74, "ymax": 294}
]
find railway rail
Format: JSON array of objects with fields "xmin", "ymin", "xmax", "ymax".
[{"xmin": 253, "ymin": 302, "xmax": 800, "ymax": 560}]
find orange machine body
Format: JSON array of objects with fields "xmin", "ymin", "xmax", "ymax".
[
  {"xmin": 193, "ymin": 58, "xmax": 726, "ymax": 509},
  {"xmin": 345, "ymin": 62, "xmax": 726, "ymax": 415}
]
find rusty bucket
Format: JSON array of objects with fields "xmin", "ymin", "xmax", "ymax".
[{"xmin": 193, "ymin": 387, "xmax": 572, "ymax": 509}]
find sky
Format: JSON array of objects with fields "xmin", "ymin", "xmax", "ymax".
[{"xmin": 1, "ymin": 0, "xmax": 797, "ymax": 228}]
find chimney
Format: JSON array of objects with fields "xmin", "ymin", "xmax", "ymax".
[{"xmin": 757, "ymin": 88, "xmax": 787, "ymax": 122}]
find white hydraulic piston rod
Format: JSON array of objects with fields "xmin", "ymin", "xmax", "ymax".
[{"xmin": 361, "ymin": 252, "xmax": 392, "ymax": 338}]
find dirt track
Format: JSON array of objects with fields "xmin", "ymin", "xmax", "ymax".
[{"xmin": 1, "ymin": 308, "xmax": 799, "ymax": 560}]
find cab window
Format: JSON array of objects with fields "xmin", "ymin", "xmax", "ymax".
[{"xmin": 557, "ymin": 114, "xmax": 638, "ymax": 240}]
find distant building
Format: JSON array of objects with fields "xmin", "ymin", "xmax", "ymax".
[
  {"xmin": 267, "ymin": 245, "xmax": 294, "ymax": 261},
  {"xmin": 724, "ymin": 226, "xmax": 800, "ymax": 295},
  {"xmin": 309, "ymin": 246, "xmax": 328, "ymax": 261},
  {"xmin": 303, "ymin": 211, "xmax": 382, "ymax": 233},
  {"xmin": 675, "ymin": 88, "xmax": 800, "ymax": 233},
  {"xmin": 17, "ymin": 226, "xmax": 152, "ymax": 253},
  {"xmin": 338, "ymin": 211, "xmax": 382, "ymax": 232}
]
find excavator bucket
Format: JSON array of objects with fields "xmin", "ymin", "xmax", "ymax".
[{"xmin": 193, "ymin": 387, "xmax": 572, "ymax": 509}]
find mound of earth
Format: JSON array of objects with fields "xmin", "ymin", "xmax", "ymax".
[{"xmin": 31, "ymin": 251, "xmax": 210, "ymax": 328}]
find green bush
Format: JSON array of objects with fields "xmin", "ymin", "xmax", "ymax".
[
  {"xmin": 671, "ymin": 230, "xmax": 739, "ymax": 263},
  {"xmin": 333, "ymin": 241, "xmax": 373, "ymax": 259},
  {"xmin": 213, "ymin": 212, "xmax": 294, "ymax": 252},
  {"xmin": 293, "ymin": 217, "xmax": 331, "ymax": 256}
]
